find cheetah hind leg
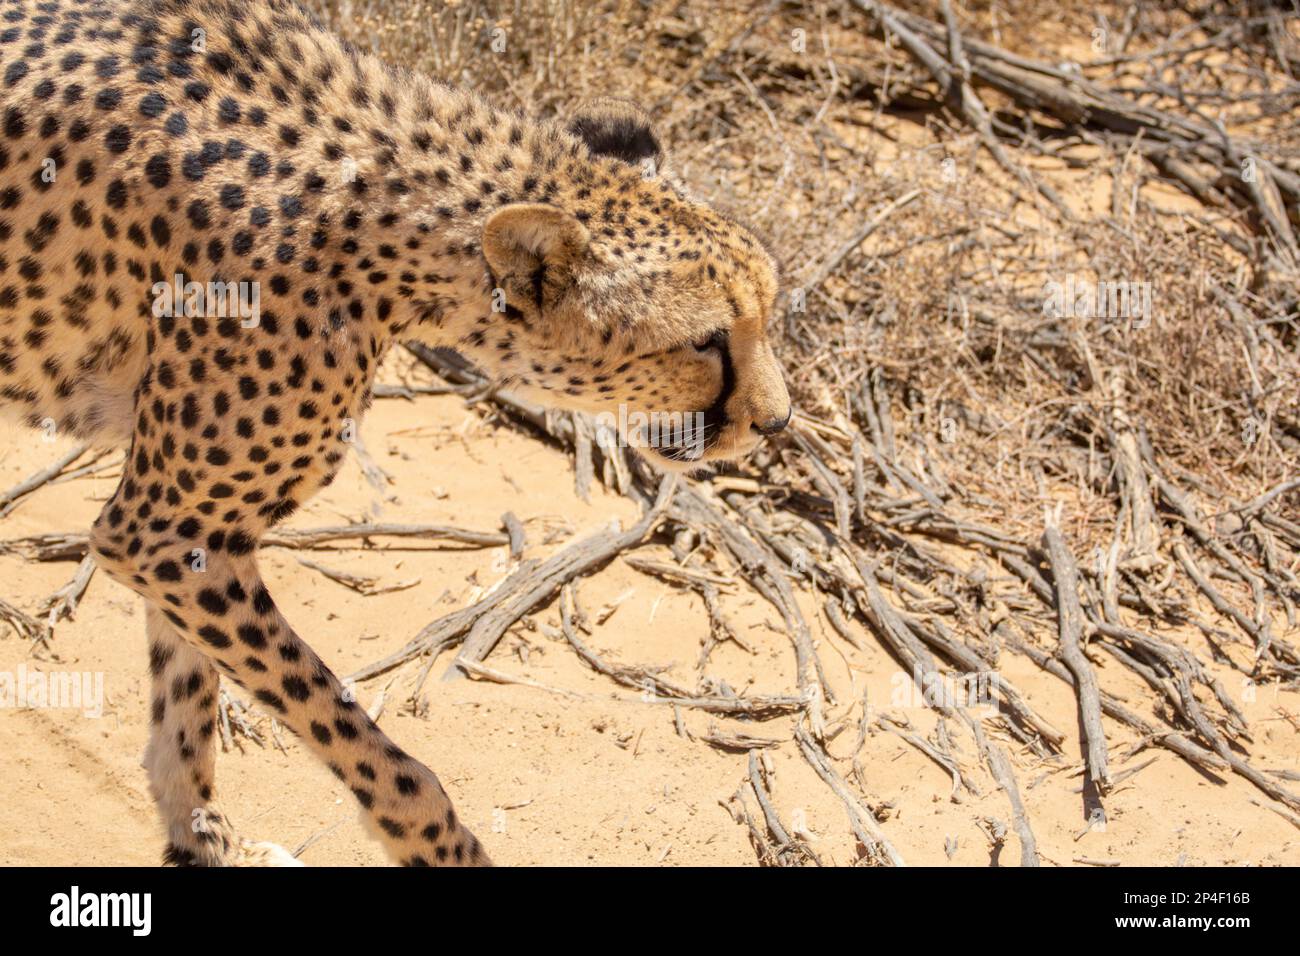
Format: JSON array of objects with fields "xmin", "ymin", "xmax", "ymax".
[{"xmin": 144, "ymin": 605, "xmax": 303, "ymax": 867}]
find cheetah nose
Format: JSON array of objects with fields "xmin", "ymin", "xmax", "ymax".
[{"xmin": 751, "ymin": 409, "xmax": 792, "ymax": 436}]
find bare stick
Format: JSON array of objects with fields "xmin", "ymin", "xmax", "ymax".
[
  {"xmin": 295, "ymin": 557, "xmax": 419, "ymax": 597},
  {"xmin": 349, "ymin": 433, "xmax": 394, "ymax": 499},
  {"xmin": 558, "ymin": 585, "xmax": 804, "ymax": 717},
  {"xmin": 37, "ymin": 555, "xmax": 97, "ymax": 631},
  {"xmin": 441, "ymin": 478, "xmax": 675, "ymax": 681},
  {"xmin": 0, "ymin": 443, "xmax": 93, "ymax": 517},
  {"xmin": 265, "ymin": 522, "xmax": 507, "ymax": 550},
  {"xmin": 746, "ymin": 751, "xmax": 821, "ymax": 866},
  {"xmin": 801, "ymin": 189, "xmax": 921, "ymax": 296},
  {"xmin": 0, "ymin": 596, "xmax": 45, "ymax": 644},
  {"xmin": 794, "ymin": 724, "xmax": 905, "ymax": 866},
  {"xmin": 501, "ymin": 511, "xmax": 526, "ymax": 560},
  {"xmin": 700, "ymin": 725, "xmax": 782, "ymax": 752},
  {"xmin": 1043, "ymin": 510, "xmax": 1112, "ymax": 793},
  {"xmin": 982, "ymin": 738, "xmax": 1040, "ymax": 867}
]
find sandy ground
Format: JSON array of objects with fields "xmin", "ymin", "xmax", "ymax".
[{"xmin": 1, "ymin": 353, "xmax": 1298, "ymax": 868}]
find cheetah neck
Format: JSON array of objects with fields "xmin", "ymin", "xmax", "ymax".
[
  {"xmin": 309, "ymin": 77, "xmax": 553, "ymax": 364},
  {"xmin": 306, "ymin": 62, "xmax": 616, "ymax": 388}
]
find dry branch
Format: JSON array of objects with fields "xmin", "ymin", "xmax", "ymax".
[
  {"xmin": 558, "ymin": 586, "xmax": 803, "ymax": 718},
  {"xmin": 1043, "ymin": 510, "xmax": 1112, "ymax": 793},
  {"xmin": 442, "ymin": 479, "xmax": 674, "ymax": 681},
  {"xmin": 795, "ymin": 724, "xmax": 905, "ymax": 867},
  {"xmin": 982, "ymin": 739, "xmax": 1040, "ymax": 868},
  {"xmin": 0, "ymin": 444, "xmax": 99, "ymax": 518}
]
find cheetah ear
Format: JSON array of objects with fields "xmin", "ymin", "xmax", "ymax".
[
  {"xmin": 568, "ymin": 97, "xmax": 665, "ymax": 175},
  {"xmin": 482, "ymin": 204, "xmax": 590, "ymax": 298}
]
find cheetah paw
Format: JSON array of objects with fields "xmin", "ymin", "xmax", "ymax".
[
  {"xmin": 163, "ymin": 837, "xmax": 303, "ymax": 867},
  {"xmin": 232, "ymin": 840, "xmax": 304, "ymax": 867}
]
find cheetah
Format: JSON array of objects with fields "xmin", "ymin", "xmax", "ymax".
[{"xmin": 0, "ymin": 0, "xmax": 792, "ymax": 866}]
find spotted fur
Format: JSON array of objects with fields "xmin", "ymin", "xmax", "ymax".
[{"xmin": 0, "ymin": 0, "xmax": 790, "ymax": 866}]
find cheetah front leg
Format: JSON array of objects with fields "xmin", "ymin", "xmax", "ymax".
[
  {"xmin": 142, "ymin": 605, "xmax": 300, "ymax": 866},
  {"xmin": 95, "ymin": 515, "xmax": 489, "ymax": 867}
]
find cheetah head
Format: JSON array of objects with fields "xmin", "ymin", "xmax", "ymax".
[{"xmin": 477, "ymin": 99, "xmax": 791, "ymax": 472}]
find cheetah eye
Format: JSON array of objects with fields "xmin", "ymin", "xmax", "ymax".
[{"xmin": 694, "ymin": 330, "xmax": 727, "ymax": 353}]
